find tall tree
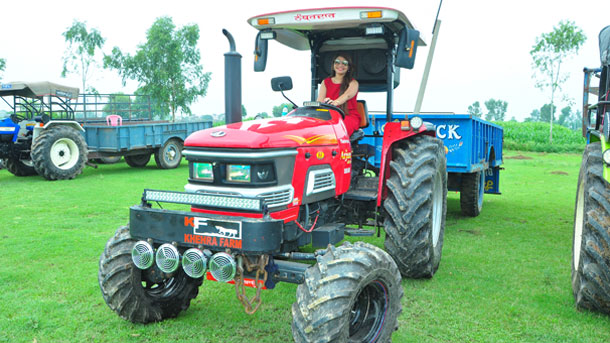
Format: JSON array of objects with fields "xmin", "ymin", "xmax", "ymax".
[
  {"xmin": 0, "ymin": 58, "xmax": 5, "ymax": 79},
  {"xmin": 62, "ymin": 20, "xmax": 105, "ymax": 93},
  {"xmin": 272, "ymin": 103, "xmax": 293, "ymax": 117},
  {"xmin": 530, "ymin": 20, "xmax": 586, "ymax": 143},
  {"xmin": 467, "ymin": 101, "xmax": 483, "ymax": 118},
  {"xmin": 104, "ymin": 17, "xmax": 211, "ymax": 121},
  {"xmin": 484, "ymin": 98, "xmax": 508, "ymax": 121}
]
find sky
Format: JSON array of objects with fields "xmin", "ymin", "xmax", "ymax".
[{"xmin": 1, "ymin": 0, "xmax": 608, "ymax": 121}]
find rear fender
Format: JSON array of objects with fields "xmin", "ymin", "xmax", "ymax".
[
  {"xmin": 376, "ymin": 122, "xmax": 435, "ymax": 207},
  {"xmin": 33, "ymin": 121, "xmax": 84, "ymax": 141}
]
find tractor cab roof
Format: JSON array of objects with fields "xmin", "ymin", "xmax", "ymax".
[
  {"xmin": 0, "ymin": 81, "xmax": 79, "ymax": 100},
  {"xmin": 248, "ymin": 7, "xmax": 425, "ymax": 51},
  {"xmin": 601, "ymin": 25, "xmax": 610, "ymax": 66}
]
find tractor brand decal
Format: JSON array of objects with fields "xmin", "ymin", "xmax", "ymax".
[
  {"xmin": 1, "ymin": 84, "xmax": 13, "ymax": 89},
  {"xmin": 316, "ymin": 151, "xmax": 325, "ymax": 160},
  {"xmin": 292, "ymin": 197, "xmax": 300, "ymax": 206},
  {"xmin": 340, "ymin": 150, "xmax": 352, "ymax": 164},
  {"xmin": 340, "ymin": 138, "xmax": 350, "ymax": 144},
  {"xmin": 436, "ymin": 125, "xmax": 462, "ymax": 140},
  {"xmin": 294, "ymin": 13, "xmax": 336, "ymax": 21},
  {"xmin": 344, "ymin": 167, "xmax": 351, "ymax": 174},
  {"xmin": 183, "ymin": 216, "xmax": 242, "ymax": 249},
  {"xmin": 283, "ymin": 134, "xmax": 338, "ymax": 145}
]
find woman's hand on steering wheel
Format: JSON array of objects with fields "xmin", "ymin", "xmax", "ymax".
[{"xmin": 320, "ymin": 99, "xmax": 345, "ymax": 119}]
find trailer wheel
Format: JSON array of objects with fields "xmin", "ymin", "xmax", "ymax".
[
  {"xmin": 125, "ymin": 153, "xmax": 151, "ymax": 168},
  {"xmin": 383, "ymin": 135, "xmax": 447, "ymax": 278},
  {"xmin": 572, "ymin": 142, "xmax": 610, "ymax": 314},
  {"xmin": 98, "ymin": 226, "xmax": 202, "ymax": 323},
  {"xmin": 3, "ymin": 158, "xmax": 38, "ymax": 176},
  {"xmin": 292, "ymin": 242, "xmax": 402, "ymax": 343},
  {"xmin": 154, "ymin": 138, "xmax": 183, "ymax": 169},
  {"xmin": 31, "ymin": 126, "xmax": 87, "ymax": 180},
  {"xmin": 460, "ymin": 171, "xmax": 485, "ymax": 217}
]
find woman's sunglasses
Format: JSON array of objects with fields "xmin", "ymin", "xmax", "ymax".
[{"xmin": 334, "ymin": 59, "xmax": 349, "ymax": 66}]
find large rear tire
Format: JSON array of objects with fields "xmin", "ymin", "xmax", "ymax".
[
  {"xmin": 125, "ymin": 153, "xmax": 152, "ymax": 168},
  {"xmin": 383, "ymin": 135, "xmax": 447, "ymax": 278},
  {"xmin": 98, "ymin": 226, "xmax": 202, "ymax": 323},
  {"xmin": 460, "ymin": 171, "xmax": 485, "ymax": 217},
  {"xmin": 292, "ymin": 242, "xmax": 402, "ymax": 342},
  {"xmin": 572, "ymin": 142, "xmax": 610, "ymax": 314},
  {"xmin": 4, "ymin": 158, "xmax": 38, "ymax": 176},
  {"xmin": 154, "ymin": 138, "xmax": 183, "ymax": 169},
  {"xmin": 31, "ymin": 125, "xmax": 88, "ymax": 180}
]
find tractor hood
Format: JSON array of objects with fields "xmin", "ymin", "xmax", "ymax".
[{"xmin": 185, "ymin": 116, "xmax": 340, "ymax": 149}]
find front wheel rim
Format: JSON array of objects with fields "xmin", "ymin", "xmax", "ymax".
[
  {"xmin": 50, "ymin": 138, "xmax": 79, "ymax": 170},
  {"xmin": 348, "ymin": 280, "xmax": 388, "ymax": 342}
]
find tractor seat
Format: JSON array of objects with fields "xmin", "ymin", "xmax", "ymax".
[{"xmin": 349, "ymin": 100, "xmax": 369, "ymax": 143}]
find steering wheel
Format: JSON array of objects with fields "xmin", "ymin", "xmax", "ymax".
[
  {"xmin": 319, "ymin": 103, "xmax": 345, "ymax": 119},
  {"xmin": 10, "ymin": 114, "xmax": 26, "ymax": 124}
]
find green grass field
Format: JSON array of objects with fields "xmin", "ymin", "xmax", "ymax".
[{"xmin": 1, "ymin": 151, "xmax": 609, "ymax": 342}]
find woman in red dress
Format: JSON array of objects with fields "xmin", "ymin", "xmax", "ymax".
[{"xmin": 316, "ymin": 53, "xmax": 360, "ymax": 136}]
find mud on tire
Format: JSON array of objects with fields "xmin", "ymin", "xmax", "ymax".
[
  {"xmin": 98, "ymin": 226, "xmax": 202, "ymax": 323},
  {"xmin": 383, "ymin": 135, "xmax": 447, "ymax": 278},
  {"xmin": 292, "ymin": 242, "xmax": 403, "ymax": 343},
  {"xmin": 31, "ymin": 125, "xmax": 87, "ymax": 180},
  {"xmin": 572, "ymin": 142, "xmax": 610, "ymax": 314}
]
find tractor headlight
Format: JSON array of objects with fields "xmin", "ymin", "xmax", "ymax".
[
  {"xmin": 194, "ymin": 162, "xmax": 214, "ymax": 181},
  {"xmin": 410, "ymin": 116, "xmax": 423, "ymax": 130},
  {"xmin": 227, "ymin": 164, "xmax": 251, "ymax": 183},
  {"xmin": 603, "ymin": 149, "xmax": 610, "ymax": 165}
]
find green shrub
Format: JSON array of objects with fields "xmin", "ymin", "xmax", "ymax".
[{"xmin": 494, "ymin": 121, "xmax": 585, "ymax": 153}]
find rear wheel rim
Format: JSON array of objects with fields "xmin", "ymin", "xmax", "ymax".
[
  {"xmin": 431, "ymin": 169, "xmax": 443, "ymax": 247},
  {"xmin": 573, "ymin": 176, "xmax": 586, "ymax": 271},
  {"xmin": 349, "ymin": 280, "xmax": 388, "ymax": 342},
  {"xmin": 50, "ymin": 138, "xmax": 79, "ymax": 170}
]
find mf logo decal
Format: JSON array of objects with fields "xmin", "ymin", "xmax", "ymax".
[
  {"xmin": 211, "ymin": 131, "xmax": 226, "ymax": 137},
  {"xmin": 316, "ymin": 151, "xmax": 325, "ymax": 160},
  {"xmin": 183, "ymin": 216, "xmax": 242, "ymax": 249},
  {"xmin": 436, "ymin": 125, "xmax": 462, "ymax": 140}
]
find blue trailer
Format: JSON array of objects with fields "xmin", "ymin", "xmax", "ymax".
[
  {"xmin": 0, "ymin": 82, "xmax": 212, "ymax": 180},
  {"xmin": 363, "ymin": 112, "xmax": 503, "ymax": 216}
]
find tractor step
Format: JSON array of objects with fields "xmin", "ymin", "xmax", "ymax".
[
  {"xmin": 344, "ymin": 176, "xmax": 379, "ymax": 201},
  {"xmin": 312, "ymin": 224, "xmax": 345, "ymax": 248},
  {"xmin": 345, "ymin": 229, "xmax": 375, "ymax": 237}
]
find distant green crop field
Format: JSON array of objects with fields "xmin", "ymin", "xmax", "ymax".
[
  {"xmin": 1, "ymin": 151, "xmax": 609, "ymax": 342},
  {"xmin": 496, "ymin": 121, "xmax": 585, "ymax": 153}
]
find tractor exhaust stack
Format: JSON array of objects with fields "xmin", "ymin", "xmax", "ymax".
[{"xmin": 223, "ymin": 29, "xmax": 242, "ymax": 124}]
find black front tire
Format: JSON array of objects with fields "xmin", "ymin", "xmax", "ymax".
[
  {"xmin": 30, "ymin": 126, "xmax": 88, "ymax": 180},
  {"xmin": 460, "ymin": 171, "xmax": 485, "ymax": 217},
  {"xmin": 383, "ymin": 135, "xmax": 448, "ymax": 278},
  {"xmin": 572, "ymin": 142, "xmax": 610, "ymax": 314},
  {"xmin": 125, "ymin": 153, "xmax": 152, "ymax": 168},
  {"xmin": 154, "ymin": 138, "xmax": 183, "ymax": 169},
  {"xmin": 98, "ymin": 226, "xmax": 202, "ymax": 323},
  {"xmin": 292, "ymin": 242, "xmax": 402, "ymax": 342},
  {"xmin": 4, "ymin": 158, "xmax": 38, "ymax": 176}
]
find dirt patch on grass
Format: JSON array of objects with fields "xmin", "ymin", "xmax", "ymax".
[
  {"xmin": 550, "ymin": 171, "xmax": 569, "ymax": 175},
  {"xmin": 505, "ymin": 154, "xmax": 533, "ymax": 160},
  {"xmin": 458, "ymin": 229, "xmax": 481, "ymax": 235}
]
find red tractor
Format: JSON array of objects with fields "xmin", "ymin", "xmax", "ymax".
[{"xmin": 99, "ymin": 7, "xmax": 447, "ymax": 342}]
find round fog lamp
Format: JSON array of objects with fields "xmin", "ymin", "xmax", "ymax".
[
  {"xmin": 603, "ymin": 149, "xmax": 610, "ymax": 165},
  {"xmin": 410, "ymin": 116, "xmax": 423, "ymax": 130}
]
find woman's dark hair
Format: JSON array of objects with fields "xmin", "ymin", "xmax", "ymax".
[{"xmin": 330, "ymin": 52, "xmax": 355, "ymax": 112}]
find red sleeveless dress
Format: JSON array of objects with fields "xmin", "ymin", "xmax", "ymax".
[{"xmin": 323, "ymin": 78, "xmax": 360, "ymax": 136}]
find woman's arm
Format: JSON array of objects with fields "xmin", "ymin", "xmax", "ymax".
[
  {"xmin": 316, "ymin": 81, "xmax": 328, "ymax": 102},
  {"xmin": 330, "ymin": 79, "xmax": 359, "ymax": 106}
]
